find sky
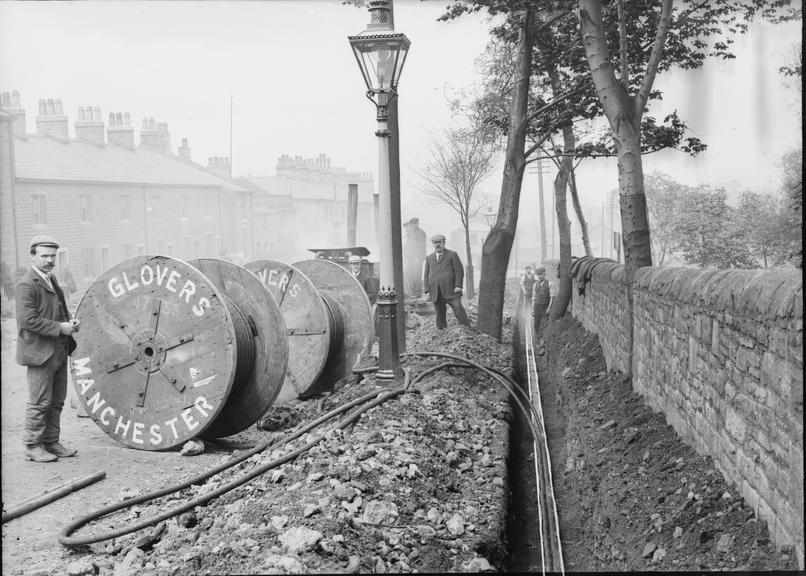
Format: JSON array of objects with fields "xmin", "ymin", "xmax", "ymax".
[{"xmin": 0, "ymin": 1, "xmax": 802, "ymax": 241}]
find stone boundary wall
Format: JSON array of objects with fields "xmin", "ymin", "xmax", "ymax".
[
  {"xmin": 571, "ymin": 260, "xmax": 803, "ymax": 566},
  {"xmin": 570, "ymin": 259, "xmax": 631, "ymax": 373}
]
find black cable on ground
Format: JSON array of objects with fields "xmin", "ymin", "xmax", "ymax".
[
  {"xmin": 403, "ymin": 351, "xmax": 543, "ymax": 442},
  {"xmin": 59, "ymin": 371, "xmax": 409, "ymax": 547}
]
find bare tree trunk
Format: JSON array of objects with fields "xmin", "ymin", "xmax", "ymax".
[
  {"xmin": 478, "ymin": 8, "xmax": 534, "ymax": 340},
  {"xmin": 579, "ymin": 0, "xmax": 666, "ymax": 281},
  {"xmin": 465, "ymin": 225, "xmax": 475, "ymax": 299},
  {"xmin": 568, "ymin": 167, "xmax": 593, "ymax": 256},
  {"xmin": 550, "ymin": 123, "xmax": 575, "ymax": 321}
]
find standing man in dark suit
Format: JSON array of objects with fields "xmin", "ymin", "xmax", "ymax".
[
  {"xmin": 15, "ymin": 235, "xmax": 80, "ymax": 462},
  {"xmin": 423, "ymin": 234, "xmax": 470, "ymax": 329},
  {"xmin": 531, "ymin": 266, "xmax": 553, "ymax": 336}
]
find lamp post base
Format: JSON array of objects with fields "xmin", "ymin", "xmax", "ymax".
[{"xmin": 376, "ymin": 286, "xmax": 400, "ymax": 381}]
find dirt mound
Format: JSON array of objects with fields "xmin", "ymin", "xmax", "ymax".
[
  {"xmin": 44, "ymin": 321, "xmax": 515, "ymax": 575},
  {"xmin": 538, "ymin": 315, "xmax": 799, "ymax": 571}
]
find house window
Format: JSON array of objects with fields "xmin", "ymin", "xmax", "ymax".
[
  {"xmin": 137, "ymin": 244, "xmax": 145, "ymax": 256},
  {"xmin": 80, "ymin": 195, "xmax": 93, "ymax": 223},
  {"xmin": 206, "ymin": 233, "xmax": 215, "ymax": 256},
  {"xmin": 101, "ymin": 246, "xmax": 110, "ymax": 272},
  {"xmin": 204, "ymin": 195, "xmax": 212, "ymax": 218},
  {"xmin": 150, "ymin": 196, "xmax": 159, "ymax": 219},
  {"xmin": 122, "ymin": 244, "xmax": 133, "ymax": 260},
  {"xmin": 193, "ymin": 239, "xmax": 200, "ymax": 259},
  {"xmin": 166, "ymin": 242, "xmax": 175, "ymax": 256},
  {"xmin": 182, "ymin": 237, "xmax": 191, "ymax": 259},
  {"xmin": 240, "ymin": 195, "xmax": 249, "ymax": 219},
  {"xmin": 155, "ymin": 240, "xmax": 164, "ymax": 255},
  {"xmin": 181, "ymin": 196, "xmax": 189, "ymax": 219},
  {"xmin": 81, "ymin": 247, "xmax": 96, "ymax": 279},
  {"xmin": 120, "ymin": 195, "xmax": 131, "ymax": 221},
  {"xmin": 32, "ymin": 194, "xmax": 47, "ymax": 225}
]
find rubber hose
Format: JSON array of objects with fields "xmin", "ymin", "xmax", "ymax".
[{"xmin": 60, "ymin": 371, "xmax": 410, "ymax": 547}]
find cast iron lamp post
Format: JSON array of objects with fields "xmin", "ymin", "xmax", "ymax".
[{"xmin": 349, "ymin": 0, "xmax": 410, "ymax": 381}]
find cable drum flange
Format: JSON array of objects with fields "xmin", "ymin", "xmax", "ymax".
[
  {"xmin": 245, "ymin": 259, "xmax": 372, "ymax": 400},
  {"xmin": 69, "ymin": 256, "xmax": 237, "ymax": 451},
  {"xmin": 189, "ymin": 258, "xmax": 288, "ymax": 439},
  {"xmin": 292, "ymin": 259, "xmax": 373, "ymax": 392}
]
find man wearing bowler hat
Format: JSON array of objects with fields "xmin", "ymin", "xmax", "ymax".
[
  {"xmin": 423, "ymin": 234, "xmax": 470, "ymax": 329},
  {"xmin": 15, "ymin": 235, "xmax": 80, "ymax": 462}
]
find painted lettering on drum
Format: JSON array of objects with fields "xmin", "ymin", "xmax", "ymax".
[
  {"xmin": 255, "ymin": 268, "xmax": 301, "ymax": 298},
  {"xmin": 72, "ymin": 356, "xmax": 218, "ymax": 448},
  {"xmin": 106, "ymin": 263, "xmax": 211, "ymax": 317}
]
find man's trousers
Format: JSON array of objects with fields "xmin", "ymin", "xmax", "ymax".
[{"xmin": 23, "ymin": 342, "xmax": 68, "ymax": 447}]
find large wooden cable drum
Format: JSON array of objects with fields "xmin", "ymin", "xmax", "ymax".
[
  {"xmin": 292, "ymin": 259, "xmax": 373, "ymax": 390},
  {"xmin": 189, "ymin": 258, "xmax": 288, "ymax": 439},
  {"xmin": 70, "ymin": 256, "xmax": 287, "ymax": 450},
  {"xmin": 245, "ymin": 259, "xmax": 373, "ymax": 400}
]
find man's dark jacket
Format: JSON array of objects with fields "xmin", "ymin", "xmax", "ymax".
[
  {"xmin": 15, "ymin": 269, "xmax": 74, "ymax": 367},
  {"xmin": 423, "ymin": 249, "xmax": 464, "ymax": 303}
]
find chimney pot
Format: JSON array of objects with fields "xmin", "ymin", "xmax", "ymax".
[
  {"xmin": 11, "ymin": 90, "xmax": 21, "ymax": 107},
  {"xmin": 1, "ymin": 92, "xmax": 9, "ymax": 107},
  {"xmin": 55, "ymin": 99, "xmax": 64, "ymax": 114},
  {"xmin": 78, "ymin": 106, "xmax": 85, "ymax": 121},
  {"xmin": 123, "ymin": 112, "xmax": 130, "ymax": 125}
]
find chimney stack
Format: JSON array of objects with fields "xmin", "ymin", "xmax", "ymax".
[
  {"xmin": 207, "ymin": 156, "xmax": 232, "ymax": 179},
  {"xmin": 75, "ymin": 105, "xmax": 105, "ymax": 146},
  {"xmin": 139, "ymin": 118, "xmax": 171, "ymax": 154},
  {"xmin": 0, "ymin": 90, "xmax": 27, "ymax": 136},
  {"xmin": 35, "ymin": 98, "xmax": 69, "ymax": 141},
  {"xmin": 139, "ymin": 117, "xmax": 159, "ymax": 150},
  {"xmin": 107, "ymin": 111, "xmax": 134, "ymax": 148},
  {"xmin": 178, "ymin": 137, "xmax": 191, "ymax": 160}
]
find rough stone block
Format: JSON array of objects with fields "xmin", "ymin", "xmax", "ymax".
[
  {"xmin": 725, "ymin": 406, "xmax": 747, "ymax": 442},
  {"xmin": 741, "ymin": 479, "xmax": 760, "ymax": 513}
]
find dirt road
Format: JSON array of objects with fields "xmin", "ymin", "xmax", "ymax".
[{"xmin": 1, "ymin": 317, "xmax": 232, "ymax": 575}]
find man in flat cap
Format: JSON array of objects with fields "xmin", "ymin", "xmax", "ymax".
[
  {"xmin": 15, "ymin": 235, "xmax": 80, "ymax": 462},
  {"xmin": 349, "ymin": 254, "xmax": 377, "ymax": 306},
  {"xmin": 403, "ymin": 217, "xmax": 426, "ymax": 298},
  {"xmin": 423, "ymin": 234, "xmax": 470, "ymax": 329},
  {"xmin": 531, "ymin": 266, "xmax": 553, "ymax": 336}
]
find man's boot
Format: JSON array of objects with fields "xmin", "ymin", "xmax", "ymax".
[{"xmin": 25, "ymin": 444, "xmax": 58, "ymax": 462}]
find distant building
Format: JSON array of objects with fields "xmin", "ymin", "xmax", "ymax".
[
  {"xmin": 242, "ymin": 153, "xmax": 376, "ymax": 261},
  {"xmin": 0, "ymin": 93, "xmax": 253, "ymax": 296},
  {"xmin": 0, "ymin": 91, "xmax": 376, "ymax": 297}
]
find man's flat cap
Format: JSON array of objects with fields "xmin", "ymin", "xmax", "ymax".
[
  {"xmin": 348, "ymin": 255, "xmax": 362, "ymax": 263},
  {"xmin": 30, "ymin": 235, "xmax": 59, "ymax": 251},
  {"xmin": 431, "ymin": 234, "xmax": 446, "ymax": 242},
  {"xmin": 536, "ymin": 266, "xmax": 546, "ymax": 273},
  {"xmin": 408, "ymin": 217, "xmax": 420, "ymax": 225}
]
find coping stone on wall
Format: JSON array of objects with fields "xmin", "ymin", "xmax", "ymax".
[
  {"xmin": 633, "ymin": 267, "xmax": 802, "ymax": 321},
  {"xmin": 590, "ymin": 261, "xmax": 625, "ymax": 284}
]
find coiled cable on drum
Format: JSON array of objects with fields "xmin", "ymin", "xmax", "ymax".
[
  {"xmin": 220, "ymin": 293, "xmax": 257, "ymax": 395},
  {"xmin": 320, "ymin": 293, "xmax": 345, "ymax": 357}
]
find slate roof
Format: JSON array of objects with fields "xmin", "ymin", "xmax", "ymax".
[{"xmin": 12, "ymin": 134, "xmax": 247, "ymax": 191}]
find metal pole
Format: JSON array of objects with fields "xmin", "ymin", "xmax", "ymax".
[
  {"xmin": 601, "ymin": 202, "xmax": 605, "ymax": 258},
  {"xmin": 375, "ymin": 93, "xmax": 400, "ymax": 381},
  {"xmin": 347, "ymin": 183, "xmax": 358, "ymax": 247},
  {"xmin": 537, "ymin": 151, "xmax": 547, "ymax": 263}
]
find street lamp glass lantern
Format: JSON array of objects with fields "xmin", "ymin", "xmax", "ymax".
[
  {"xmin": 348, "ymin": 32, "xmax": 411, "ymax": 94},
  {"xmin": 485, "ymin": 208, "xmax": 497, "ymax": 228}
]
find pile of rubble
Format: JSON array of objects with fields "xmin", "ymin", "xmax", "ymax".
[{"xmin": 61, "ymin": 320, "xmax": 516, "ymax": 575}]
